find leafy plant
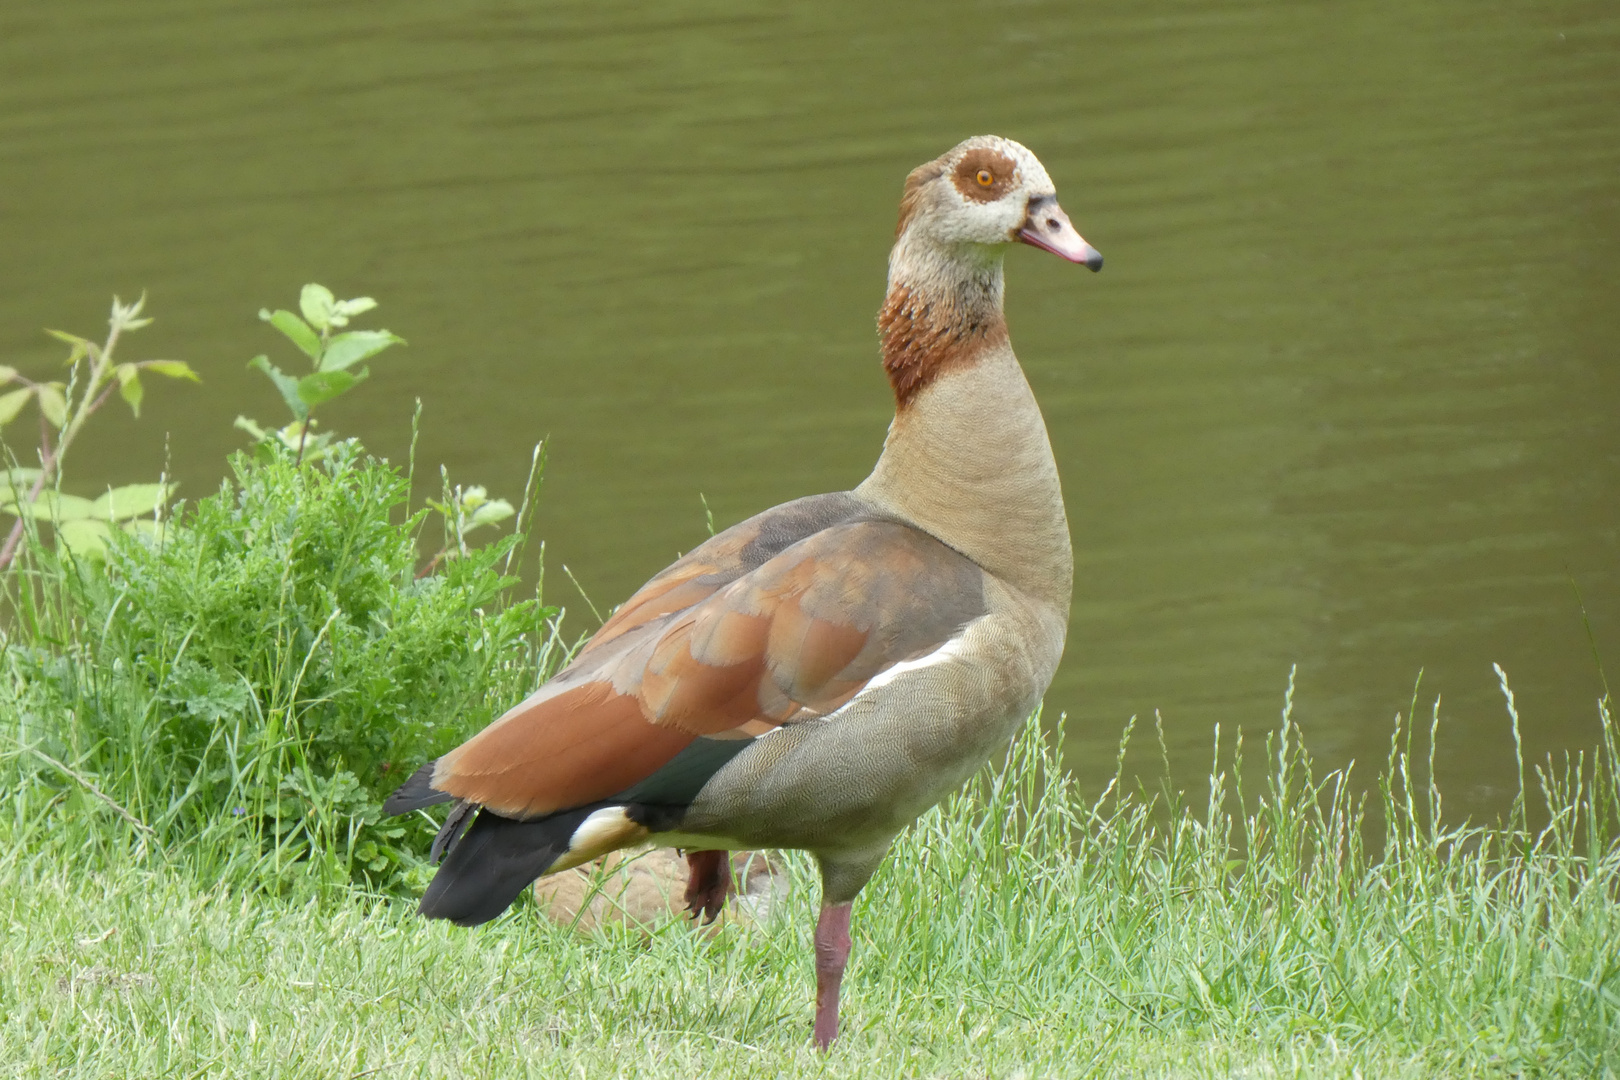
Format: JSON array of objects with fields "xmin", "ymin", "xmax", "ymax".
[
  {"xmin": 0, "ymin": 286, "xmax": 562, "ymax": 891},
  {"xmin": 236, "ymin": 284, "xmax": 404, "ymax": 464},
  {"xmin": 0, "ymin": 476, "xmax": 175, "ymax": 559},
  {"xmin": 421, "ymin": 478, "xmax": 517, "ymax": 577},
  {"xmin": 4, "ymin": 441, "xmax": 562, "ymax": 890},
  {"xmin": 0, "ymin": 296, "xmax": 197, "ymax": 567}
]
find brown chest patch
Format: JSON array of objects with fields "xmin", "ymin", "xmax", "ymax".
[
  {"xmin": 950, "ymin": 148, "xmax": 1017, "ymax": 203},
  {"xmin": 878, "ymin": 283, "xmax": 1008, "ymax": 408}
]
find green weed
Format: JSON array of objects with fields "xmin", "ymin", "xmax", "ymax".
[{"xmin": 0, "ymin": 291, "xmax": 564, "ymax": 893}]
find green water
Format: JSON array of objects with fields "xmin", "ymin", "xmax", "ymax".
[{"xmin": 3, "ymin": 0, "xmax": 1617, "ymax": 813}]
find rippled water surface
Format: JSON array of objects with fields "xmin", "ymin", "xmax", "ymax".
[{"xmin": 3, "ymin": 0, "xmax": 1617, "ymax": 812}]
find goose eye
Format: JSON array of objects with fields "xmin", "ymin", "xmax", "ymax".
[{"xmin": 975, "ymin": 169, "xmax": 994, "ymax": 188}]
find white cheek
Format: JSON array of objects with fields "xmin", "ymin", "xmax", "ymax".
[
  {"xmin": 983, "ymin": 198, "xmax": 1027, "ymax": 237},
  {"xmin": 935, "ymin": 196, "xmax": 1026, "ymax": 246}
]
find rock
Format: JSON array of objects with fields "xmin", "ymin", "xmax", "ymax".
[{"xmin": 533, "ymin": 848, "xmax": 788, "ymax": 935}]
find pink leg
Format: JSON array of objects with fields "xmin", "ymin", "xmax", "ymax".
[
  {"xmin": 812, "ymin": 901, "xmax": 853, "ymax": 1050},
  {"xmin": 683, "ymin": 850, "xmax": 732, "ymax": 922}
]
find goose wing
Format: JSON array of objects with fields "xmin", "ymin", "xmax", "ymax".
[{"xmin": 399, "ymin": 498, "xmax": 986, "ymax": 820}]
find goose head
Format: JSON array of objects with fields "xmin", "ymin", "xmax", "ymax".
[{"xmin": 894, "ymin": 135, "xmax": 1102, "ymax": 271}]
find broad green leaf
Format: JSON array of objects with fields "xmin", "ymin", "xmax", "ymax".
[
  {"xmin": 332, "ymin": 296, "xmax": 377, "ymax": 321},
  {"xmin": 116, "ymin": 364, "xmax": 143, "ymax": 417},
  {"xmin": 296, "ymin": 367, "xmax": 368, "ymax": 408},
  {"xmin": 142, "ymin": 360, "xmax": 200, "ymax": 382},
  {"xmin": 45, "ymin": 329, "xmax": 93, "ymax": 366},
  {"xmin": 36, "ymin": 385, "xmax": 67, "ymax": 428},
  {"xmin": 90, "ymin": 482, "xmax": 176, "ymax": 522},
  {"xmin": 2, "ymin": 491, "xmax": 96, "ymax": 521},
  {"xmin": 322, "ymin": 294, "xmax": 374, "ymax": 329},
  {"xmin": 278, "ymin": 421, "xmax": 335, "ymax": 461},
  {"xmin": 233, "ymin": 415, "xmax": 269, "ymax": 440},
  {"xmin": 56, "ymin": 518, "xmax": 111, "ymax": 558},
  {"xmin": 123, "ymin": 518, "xmax": 166, "ymax": 540},
  {"xmin": 469, "ymin": 498, "xmax": 515, "ymax": 528},
  {"xmin": 248, "ymin": 355, "xmax": 309, "ymax": 420},
  {"xmin": 299, "ymin": 284, "xmax": 338, "ymax": 333},
  {"xmin": 0, "ymin": 469, "xmax": 41, "ymax": 506},
  {"xmin": 0, "ymin": 365, "xmax": 17, "ymax": 384},
  {"xmin": 259, "ymin": 309, "xmax": 321, "ymax": 361},
  {"xmin": 0, "ymin": 388, "xmax": 31, "ymax": 426},
  {"xmin": 320, "ymin": 330, "xmax": 403, "ymax": 372}
]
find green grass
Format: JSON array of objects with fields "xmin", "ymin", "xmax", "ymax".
[
  {"xmin": 0, "ymin": 294, "xmax": 1615, "ymax": 1075},
  {"xmin": 4, "ymin": 698, "xmax": 1617, "ymax": 1078}
]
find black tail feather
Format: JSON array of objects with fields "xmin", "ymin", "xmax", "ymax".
[
  {"xmin": 429, "ymin": 800, "xmax": 476, "ymax": 864},
  {"xmin": 383, "ymin": 761, "xmax": 453, "ymax": 815},
  {"xmin": 418, "ymin": 805, "xmax": 602, "ymax": 927}
]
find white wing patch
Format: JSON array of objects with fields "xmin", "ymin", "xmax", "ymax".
[
  {"xmin": 546, "ymin": 806, "xmax": 650, "ymax": 875},
  {"xmin": 858, "ymin": 624, "xmax": 975, "ymax": 695}
]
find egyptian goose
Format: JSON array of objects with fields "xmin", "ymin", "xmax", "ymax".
[{"xmin": 385, "ymin": 134, "xmax": 1102, "ymax": 1049}]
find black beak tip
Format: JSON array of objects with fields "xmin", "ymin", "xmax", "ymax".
[{"xmin": 1086, "ymin": 253, "xmax": 1104, "ymax": 273}]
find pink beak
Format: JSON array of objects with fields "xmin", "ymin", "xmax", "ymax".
[{"xmin": 1017, "ymin": 198, "xmax": 1103, "ymax": 271}]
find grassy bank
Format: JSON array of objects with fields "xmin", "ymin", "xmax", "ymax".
[
  {"xmin": 1, "ymin": 293, "xmax": 1617, "ymax": 1077},
  {"xmin": 4, "ymin": 703, "xmax": 1618, "ymax": 1078}
]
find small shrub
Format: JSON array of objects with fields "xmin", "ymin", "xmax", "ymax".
[{"xmin": 0, "ymin": 290, "xmax": 565, "ymax": 893}]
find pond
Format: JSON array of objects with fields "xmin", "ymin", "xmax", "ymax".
[{"xmin": 3, "ymin": 0, "xmax": 1617, "ymax": 815}]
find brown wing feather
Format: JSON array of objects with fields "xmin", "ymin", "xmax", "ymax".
[
  {"xmin": 583, "ymin": 492, "xmax": 867, "ymax": 655},
  {"xmin": 583, "ymin": 568, "xmax": 720, "ymax": 653},
  {"xmin": 624, "ymin": 519, "xmax": 987, "ymax": 733},
  {"xmin": 434, "ymin": 681, "xmax": 694, "ymax": 817},
  {"xmin": 430, "ymin": 497, "xmax": 985, "ymax": 818}
]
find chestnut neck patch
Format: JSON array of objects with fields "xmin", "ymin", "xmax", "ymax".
[{"xmin": 878, "ymin": 281, "xmax": 1008, "ymax": 409}]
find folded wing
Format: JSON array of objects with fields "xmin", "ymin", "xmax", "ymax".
[{"xmin": 419, "ymin": 497, "xmax": 987, "ymax": 819}]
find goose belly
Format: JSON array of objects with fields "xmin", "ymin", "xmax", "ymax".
[{"xmin": 671, "ymin": 603, "xmax": 1062, "ymax": 854}]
